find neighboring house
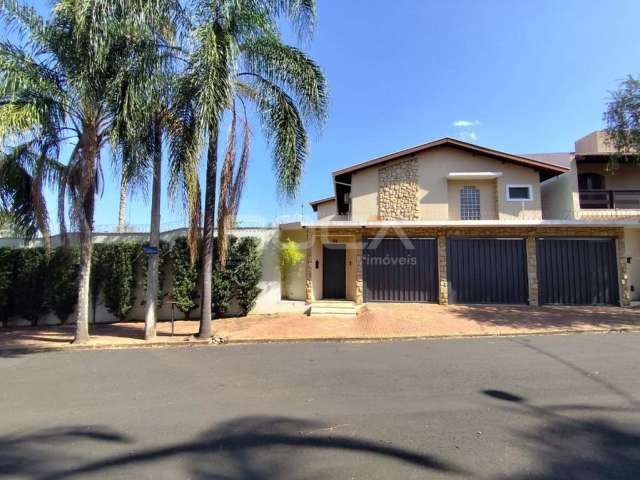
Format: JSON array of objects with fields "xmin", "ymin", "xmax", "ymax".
[{"xmin": 281, "ymin": 134, "xmax": 639, "ymax": 307}]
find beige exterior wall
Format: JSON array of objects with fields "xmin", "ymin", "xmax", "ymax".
[
  {"xmin": 540, "ymin": 158, "xmax": 580, "ymax": 220},
  {"xmin": 348, "ymin": 146, "xmax": 543, "ymax": 221},
  {"xmin": 447, "ymin": 179, "xmax": 497, "ymax": 220},
  {"xmin": 350, "ymin": 166, "xmax": 379, "ymax": 221},
  {"xmin": 624, "ymin": 228, "xmax": 640, "ymax": 302},
  {"xmin": 577, "ymin": 162, "xmax": 640, "ymax": 190},
  {"xmin": 575, "ymin": 131, "xmax": 615, "ymax": 154},
  {"xmin": 307, "ymin": 229, "xmax": 360, "ymax": 302},
  {"xmin": 315, "ymin": 200, "xmax": 337, "ymax": 220}
]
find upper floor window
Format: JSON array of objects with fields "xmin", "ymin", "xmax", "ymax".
[
  {"xmin": 578, "ymin": 173, "xmax": 605, "ymax": 191},
  {"xmin": 506, "ymin": 185, "xmax": 532, "ymax": 201},
  {"xmin": 460, "ymin": 186, "xmax": 480, "ymax": 220}
]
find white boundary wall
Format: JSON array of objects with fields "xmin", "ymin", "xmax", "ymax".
[{"xmin": 1, "ymin": 227, "xmax": 305, "ymax": 326}]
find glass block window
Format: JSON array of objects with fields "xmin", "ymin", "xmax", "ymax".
[{"xmin": 460, "ymin": 186, "xmax": 480, "ymax": 220}]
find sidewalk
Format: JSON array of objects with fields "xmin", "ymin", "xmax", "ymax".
[{"xmin": 1, "ymin": 304, "xmax": 639, "ymax": 353}]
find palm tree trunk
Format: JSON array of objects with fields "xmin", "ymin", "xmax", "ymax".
[
  {"xmin": 117, "ymin": 176, "xmax": 128, "ymax": 233},
  {"xmin": 73, "ymin": 125, "xmax": 98, "ymax": 345},
  {"xmin": 144, "ymin": 119, "xmax": 162, "ymax": 340},
  {"xmin": 199, "ymin": 124, "xmax": 218, "ymax": 338}
]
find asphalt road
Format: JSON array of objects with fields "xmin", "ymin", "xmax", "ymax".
[{"xmin": 1, "ymin": 333, "xmax": 640, "ymax": 479}]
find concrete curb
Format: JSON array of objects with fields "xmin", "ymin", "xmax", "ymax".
[{"xmin": 2, "ymin": 327, "xmax": 639, "ymax": 354}]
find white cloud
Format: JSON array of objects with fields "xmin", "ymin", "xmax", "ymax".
[
  {"xmin": 459, "ymin": 131, "xmax": 478, "ymax": 142},
  {"xmin": 453, "ymin": 120, "xmax": 480, "ymax": 128}
]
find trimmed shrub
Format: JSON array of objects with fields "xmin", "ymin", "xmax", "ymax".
[
  {"xmin": 46, "ymin": 247, "xmax": 80, "ymax": 323},
  {"xmin": 170, "ymin": 237, "xmax": 199, "ymax": 318},
  {"xmin": 90, "ymin": 245, "xmax": 109, "ymax": 324},
  {"xmin": 0, "ymin": 248, "xmax": 14, "ymax": 326},
  {"xmin": 12, "ymin": 248, "xmax": 48, "ymax": 325},
  {"xmin": 233, "ymin": 237, "xmax": 262, "ymax": 316},
  {"xmin": 99, "ymin": 242, "xmax": 142, "ymax": 321}
]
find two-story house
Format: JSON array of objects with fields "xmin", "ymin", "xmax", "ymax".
[{"xmin": 280, "ymin": 135, "xmax": 637, "ymax": 310}]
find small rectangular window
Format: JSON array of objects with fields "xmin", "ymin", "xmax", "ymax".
[
  {"xmin": 506, "ymin": 185, "xmax": 532, "ymax": 201},
  {"xmin": 460, "ymin": 186, "xmax": 481, "ymax": 220}
]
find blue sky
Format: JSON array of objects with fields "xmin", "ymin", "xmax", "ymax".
[{"xmin": 27, "ymin": 0, "xmax": 640, "ymax": 229}]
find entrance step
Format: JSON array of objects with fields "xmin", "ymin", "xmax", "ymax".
[{"xmin": 309, "ymin": 300, "xmax": 358, "ymax": 317}]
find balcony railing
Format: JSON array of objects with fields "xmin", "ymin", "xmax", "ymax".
[{"xmin": 579, "ymin": 189, "xmax": 640, "ymax": 209}]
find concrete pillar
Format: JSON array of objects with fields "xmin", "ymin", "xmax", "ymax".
[
  {"xmin": 437, "ymin": 235, "xmax": 448, "ymax": 305},
  {"xmin": 305, "ymin": 229, "xmax": 313, "ymax": 304},
  {"xmin": 355, "ymin": 233, "xmax": 364, "ymax": 304},
  {"xmin": 617, "ymin": 233, "xmax": 631, "ymax": 307}
]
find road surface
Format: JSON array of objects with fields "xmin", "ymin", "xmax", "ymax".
[{"xmin": 1, "ymin": 332, "xmax": 640, "ymax": 479}]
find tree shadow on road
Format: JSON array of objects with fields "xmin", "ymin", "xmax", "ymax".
[
  {"xmin": 482, "ymin": 389, "xmax": 640, "ymax": 479},
  {"xmin": 0, "ymin": 417, "xmax": 466, "ymax": 479},
  {"xmin": 0, "ymin": 426, "xmax": 132, "ymax": 478}
]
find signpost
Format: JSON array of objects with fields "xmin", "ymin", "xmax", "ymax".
[{"xmin": 143, "ymin": 245, "xmax": 159, "ymax": 255}]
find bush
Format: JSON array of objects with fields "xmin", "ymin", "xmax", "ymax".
[
  {"xmin": 12, "ymin": 248, "xmax": 48, "ymax": 325},
  {"xmin": 90, "ymin": 245, "xmax": 109, "ymax": 324},
  {"xmin": 0, "ymin": 248, "xmax": 14, "ymax": 326},
  {"xmin": 46, "ymin": 247, "xmax": 80, "ymax": 323},
  {"xmin": 233, "ymin": 237, "xmax": 262, "ymax": 316},
  {"xmin": 98, "ymin": 242, "xmax": 142, "ymax": 321},
  {"xmin": 279, "ymin": 237, "xmax": 304, "ymax": 299},
  {"xmin": 170, "ymin": 237, "xmax": 199, "ymax": 318},
  {"xmin": 210, "ymin": 236, "xmax": 262, "ymax": 318},
  {"xmin": 211, "ymin": 264, "xmax": 234, "ymax": 318}
]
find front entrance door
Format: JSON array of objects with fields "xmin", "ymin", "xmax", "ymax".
[{"xmin": 323, "ymin": 244, "xmax": 346, "ymax": 299}]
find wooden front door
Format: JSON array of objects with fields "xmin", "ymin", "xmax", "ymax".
[{"xmin": 322, "ymin": 244, "xmax": 346, "ymax": 299}]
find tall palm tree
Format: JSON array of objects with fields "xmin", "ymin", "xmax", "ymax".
[
  {"xmin": 171, "ymin": 0, "xmax": 327, "ymax": 336},
  {"xmin": 107, "ymin": 5, "xmax": 183, "ymax": 340},
  {"xmin": 0, "ymin": 0, "xmax": 180, "ymax": 343}
]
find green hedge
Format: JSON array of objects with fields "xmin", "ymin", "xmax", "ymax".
[
  {"xmin": 211, "ymin": 236, "xmax": 262, "ymax": 318},
  {"xmin": 0, "ymin": 235, "xmax": 262, "ymax": 325}
]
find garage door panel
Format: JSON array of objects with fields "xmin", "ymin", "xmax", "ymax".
[
  {"xmin": 448, "ymin": 238, "xmax": 528, "ymax": 304},
  {"xmin": 537, "ymin": 238, "xmax": 619, "ymax": 305},
  {"xmin": 363, "ymin": 237, "xmax": 438, "ymax": 303}
]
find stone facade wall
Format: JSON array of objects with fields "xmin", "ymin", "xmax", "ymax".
[
  {"xmin": 437, "ymin": 235, "xmax": 448, "ymax": 304},
  {"xmin": 308, "ymin": 226, "xmax": 629, "ymax": 307},
  {"xmin": 378, "ymin": 158, "xmax": 419, "ymax": 220}
]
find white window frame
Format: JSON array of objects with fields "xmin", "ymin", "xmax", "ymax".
[{"xmin": 506, "ymin": 184, "xmax": 533, "ymax": 202}]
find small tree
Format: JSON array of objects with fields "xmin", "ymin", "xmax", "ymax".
[
  {"xmin": 46, "ymin": 247, "xmax": 80, "ymax": 323},
  {"xmin": 233, "ymin": 237, "xmax": 262, "ymax": 316},
  {"xmin": 604, "ymin": 76, "xmax": 640, "ymax": 168},
  {"xmin": 279, "ymin": 238, "xmax": 304, "ymax": 300},
  {"xmin": 101, "ymin": 242, "xmax": 142, "ymax": 321}
]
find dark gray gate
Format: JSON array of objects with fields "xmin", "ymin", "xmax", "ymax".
[
  {"xmin": 447, "ymin": 237, "xmax": 528, "ymax": 304},
  {"xmin": 362, "ymin": 237, "xmax": 438, "ymax": 302},
  {"xmin": 537, "ymin": 238, "xmax": 619, "ymax": 305}
]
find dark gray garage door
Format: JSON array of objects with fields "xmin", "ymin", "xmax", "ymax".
[
  {"xmin": 447, "ymin": 237, "xmax": 528, "ymax": 304},
  {"xmin": 537, "ymin": 238, "xmax": 619, "ymax": 305},
  {"xmin": 362, "ymin": 237, "xmax": 438, "ymax": 302}
]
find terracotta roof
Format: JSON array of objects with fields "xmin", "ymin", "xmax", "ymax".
[{"xmin": 332, "ymin": 137, "xmax": 570, "ymax": 177}]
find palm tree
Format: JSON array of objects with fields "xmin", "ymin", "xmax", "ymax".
[
  {"xmin": 0, "ymin": 0, "xmax": 180, "ymax": 343},
  {"xmin": 0, "ymin": 142, "xmax": 64, "ymax": 247},
  {"xmin": 171, "ymin": 0, "xmax": 327, "ymax": 336}
]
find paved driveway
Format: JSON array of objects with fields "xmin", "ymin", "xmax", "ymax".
[
  {"xmin": 1, "ymin": 333, "xmax": 640, "ymax": 478},
  {"xmin": 1, "ymin": 304, "xmax": 639, "ymax": 351}
]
